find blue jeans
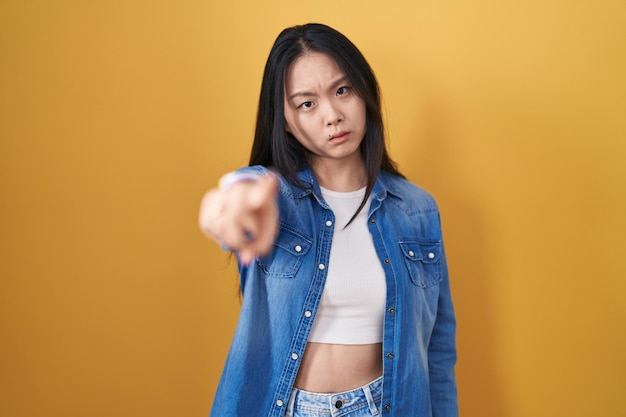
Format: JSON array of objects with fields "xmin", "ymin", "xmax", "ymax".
[{"xmin": 285, "ymin": 377, "xmax": 382, "ymax": 417}]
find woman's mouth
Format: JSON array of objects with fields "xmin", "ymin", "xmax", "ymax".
[{"xmin": 329, "ymin": 131, "xmax": 349, "ymax": 141}]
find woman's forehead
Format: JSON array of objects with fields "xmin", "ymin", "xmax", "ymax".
[{"xmin": 285, "ymin": 52, "xmax": 345, "ymax": 93}]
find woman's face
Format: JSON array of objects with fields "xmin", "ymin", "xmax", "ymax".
[{"xmin": 283, "ymin": 52, "xmax": 366, "ymax": 167}]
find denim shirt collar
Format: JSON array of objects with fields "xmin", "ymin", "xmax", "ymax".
[{"xmin": 289, "ymin": 165, "xmax": 404, "ymax": 207}]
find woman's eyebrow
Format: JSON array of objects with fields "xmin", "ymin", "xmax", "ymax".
[
  {"xmin": 287, "ymin": 75, "xmax": 349, "ymax": 101},
  {"xmin": 288, "ymin": 90, "xmax": 315, "ymax": 101},
  {"xmin": 328, "ymin": 75, "xmax": 349, "ymax": 90}
]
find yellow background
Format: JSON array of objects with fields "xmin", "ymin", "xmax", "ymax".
[{"xmin": 1, "ymin": 1, "xmax": 625, "ymax": 416}]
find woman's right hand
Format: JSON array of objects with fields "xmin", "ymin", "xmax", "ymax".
[{"xmin": 199, "ymin": 173, "xmax": 279, "ymax": 265}]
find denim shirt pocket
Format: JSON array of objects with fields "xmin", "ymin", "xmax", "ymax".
[
  {"xmin": 256, "ymin": 225, "xmax": 312, "ymax": 279},
  {"xmin": 398, "ymin": 239, "xmax": 443, "ymax": 288}
]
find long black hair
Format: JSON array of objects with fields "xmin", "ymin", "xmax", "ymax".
[{"xmin": 249, "ymin": 23, "xmax": 404, "ymax": 222}]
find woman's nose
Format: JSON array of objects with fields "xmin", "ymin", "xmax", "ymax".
[{"xmin": 324, "ymin": 105, "xmax": 343, "ymax": 126}]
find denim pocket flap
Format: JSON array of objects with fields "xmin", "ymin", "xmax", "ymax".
[
  {"xmin": 398, "ymin": 239, "xmax": 442, "ymax": 287},
  {"xmin": 399, "ymin": 240, "xmax": 440, "ymax": 263},
  {"xmin": 257, "ymin": 225, "xmax": 312, "ymax": 278},
  {"xmin": 273, "ymin": 226, "xmax": 312, "ymax": 256}
]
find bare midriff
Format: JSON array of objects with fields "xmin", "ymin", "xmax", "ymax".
[{"xmin": 293, "ymin": 342, "xmax": 383, "ymax": 393}]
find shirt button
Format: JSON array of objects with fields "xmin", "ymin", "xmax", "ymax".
[
  {"xmin": 428, "ymin": 252, "xmax": 435, "ymax": 259},
  {"xmin": 304, "ymin": 310, "xmax": 312, "ymax": 318},
  {"xmin": 388, "ymin": 307, "xmax": 395, "ymax": 314},
  {"xmin": 318, "ymin": 264, "xmax": 325, "ymax": 270},
  {"xmin": 408, "ymin": 250, "xmax": 414, "ymax": 257},
  {"xmin": 384, "ymin": 258, "xmax": 390, "ymax": 264},
  {"xmin": 385, "ymin": 404, "xmax": 391, "ymax": 410},
  {"xmin": 325, "ymin": 220, "xmax": 332, "ymax": 227},
  {"xmin": 276, "ymin": 400, "xmax": 284, "ymax": 407},
  {"xmin": 387, "ymin": 352, "xmax": 394, "ymax": 359},
  {"xmin": 295, "ymin": 245, "xmax": 302, "ymax": 253},
  {"xmin": 370, "ymin": 218, "xmax": 376, "ymax": 224},
  {"xmin": 291, "ymin": 353, "xmax": 298, "ymax": 360}
]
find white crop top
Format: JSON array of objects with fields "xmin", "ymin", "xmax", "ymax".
[{"xmin": 308, "ymin": 186, "xmax": 387, "ymax": 344}]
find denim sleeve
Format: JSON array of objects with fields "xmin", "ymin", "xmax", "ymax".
[{"xmin": 428, "ymin": 238, "xmax": 459, "ymax": 417}]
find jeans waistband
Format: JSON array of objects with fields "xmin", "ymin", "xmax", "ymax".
[{"xmin": 286, "ymin": 376, "xmax": 382, "ymax": 417}]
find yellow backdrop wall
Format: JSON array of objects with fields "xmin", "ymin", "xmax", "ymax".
[{"xmin": 1, "ymin": 1, "xmax": 625, "ymax": 416}]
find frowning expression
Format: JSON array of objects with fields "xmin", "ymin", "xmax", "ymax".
[{"xmin": 283, "ymin": 52, "xmax": 367, "ymax": 167}]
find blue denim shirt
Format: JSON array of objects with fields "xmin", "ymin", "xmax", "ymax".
[{"xmin": 210, "ymin": 165, "xmax": 458, "ymax": 417}]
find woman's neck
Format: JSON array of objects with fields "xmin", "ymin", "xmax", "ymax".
[{"xmin": 309, "ymin": 155, "xmax": 367, "ymax": 192}]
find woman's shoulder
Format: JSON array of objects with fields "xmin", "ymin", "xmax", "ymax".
[
  {"xmin": 378, "ymin": 171, "xmax": 439, "ymax": 212},
  {"xmin": 234, "ymin": 165, "xmax": 271, "ymax": 176},
  {"xmin": 234, "ymin": 165, "xmax": 305, "ymax": 199}
]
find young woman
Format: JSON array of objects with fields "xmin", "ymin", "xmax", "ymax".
[{"xmin": 199, "ymin": 23, "xmax": 458, "ymax": 417}]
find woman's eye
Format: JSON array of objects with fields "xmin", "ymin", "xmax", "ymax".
[
  {"xmin": 299, "ymin": 101, "xmax": 313, "ymax": 109},
  {"xmin": 336, "ymin": 86, "xmax": 350, "ymax": 95}
]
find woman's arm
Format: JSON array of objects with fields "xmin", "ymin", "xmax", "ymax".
[{"xmin": 428, "ymin": 242, "xmax": 459, "ymax": 417}]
